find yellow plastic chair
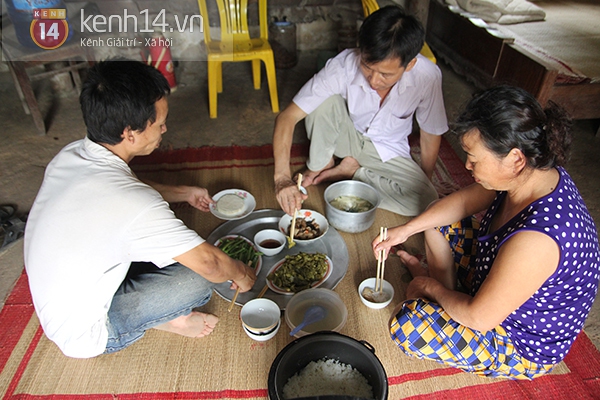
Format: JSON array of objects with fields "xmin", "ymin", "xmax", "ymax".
[
  {"xmin": 361, "ymin": 0, "xmax": 380, "ymax": 17},
  {"xmin": 361, "ymin": 0, "xmax": 436, "ymax": 64},
  {"xmin": 197, "ymin": 0, "xmax": 279, "ymax": 118}
]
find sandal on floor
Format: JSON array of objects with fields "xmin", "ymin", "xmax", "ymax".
[
  {"xmin": 0, "ymin": 204, "xmax": 16, "ymax": 224},
  {"xmin": 1, "ymin": 204, "xmax": 26, "ymax": 249}
]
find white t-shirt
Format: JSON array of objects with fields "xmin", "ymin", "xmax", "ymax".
[
  {"xmin": 24, "ymin": 138, "xmax": 204, "ymax": 358},
  {"xmin": 293, "ymin": 49, "xmax": 449, "ymax": 162}
]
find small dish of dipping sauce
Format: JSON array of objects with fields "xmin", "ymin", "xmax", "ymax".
[
  {"xmin": 260, "ymin": 239, "xmax": 283, "ymax": 249},
  {"xmin": 254, "ymin": 229, "xmax": 286, "ymax": 256}
]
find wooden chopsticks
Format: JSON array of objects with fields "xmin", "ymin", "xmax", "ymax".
[
  {"xmin": 296, "ymin": 173, "xmax": 303, "ymax": 194},
  {"xmin": 288, "ymin": 209, "xmax": 298, "ymax": 248},
  {"xmin": 231, "ymin": 281, "xmax": 268, "ymax": 313},
  {"xmin": 375, "ymin": 227, "xmax": 388, "ymax": 292},
  {"xmin": 257, "ymin": 284, "xmax": 268, "ymax": 298},
  {"xmin": 288, "ymin": 173, "xmax": 303, "ymax": 248},
  {"xmin": 228, "ymin": 260, "xmax": 252, "ymax": 312}
]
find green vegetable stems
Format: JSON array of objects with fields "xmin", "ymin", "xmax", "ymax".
[{"xmin": 218, "ymin": 237, "xmax": 261, "ymax": 266}]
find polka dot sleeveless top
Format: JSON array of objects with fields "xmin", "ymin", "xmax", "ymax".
[{"xmin": 472, "ymin": 167, "xmax": 600, "ymax": 364}]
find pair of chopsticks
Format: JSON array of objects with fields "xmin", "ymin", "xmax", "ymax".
[
  {"xmin": 375, "ymin": 227, "xmax": 388, "ymax": 292},
  {"xmin": 257, "ymin": 284, "xmax": 269, "ymax": 298},
  {"xmin": 228, "ymin": 260, "xmax": 252, "ymax": 312},
  {"xmin": 287, "ymin": 173, "xmax": 303, "ymax": 248},
  {"xmin": 230, "ymin": 282, "xmax": 268, "ymax": 313}
]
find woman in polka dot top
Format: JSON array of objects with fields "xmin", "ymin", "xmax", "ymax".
[{"xmin": 373, "ymin": 85, "xmax": 600, "ymax": 379}]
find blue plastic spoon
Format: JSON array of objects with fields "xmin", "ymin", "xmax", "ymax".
[{"xmin": 289, "ymin": 305, "xmax": 327, "ymax": 336}]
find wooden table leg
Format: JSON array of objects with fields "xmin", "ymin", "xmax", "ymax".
[{"xmin": 8, "ymin": 61, "xmax": 46, "ymax": 135}]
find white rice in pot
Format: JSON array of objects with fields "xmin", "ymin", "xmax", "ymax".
[{"xmin": 282, "ymin": 358, "xmax": 374, "ymax": 399}]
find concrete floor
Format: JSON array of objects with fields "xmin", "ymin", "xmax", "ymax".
[{"xmin": 1, "ymin": 51, "xmax": 600, "ymax": 350}]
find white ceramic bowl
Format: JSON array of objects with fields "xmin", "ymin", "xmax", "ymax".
[
  {"xmin": 285, "ymin": 288, "xmax": 348, "ymax": 338},
  {"xmin": 240, "ymin": 298, "xmax": 281, "ymax": 333},
  {"xmin": 278, "ymin": 209, "xmax": 329, "ymax": 244},
  {"xmin": 254, "ymin": 229, "xmax": 286, "ymax": 256},
  {"xmin": 358, "ymin": 278, "xmax": 394, "ymax": 309},
  {"xmin": 243, "ymin": 320, "xmax": 281, "ymax": 341}
]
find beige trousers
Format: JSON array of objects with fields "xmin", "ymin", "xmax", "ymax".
[{"xmin": 305, "ymin": 95, "xmax": 438, "ymax": 216}]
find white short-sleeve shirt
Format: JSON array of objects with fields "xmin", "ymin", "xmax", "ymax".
[
  {"xmin": 293, "ymin": 49, "xmax": 449, "ymax": 162},
  {"xmin": 24, "ymin": 138, "xmax": 204, "ymax": 358}
]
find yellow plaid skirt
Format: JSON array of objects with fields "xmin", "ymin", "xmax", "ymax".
[
  {"xmin": 390, "ymin": 299, "xmax": 554, "ymax": 379},
  {"xmin": 436, "ymin": 216, "xmax": 479, "ymax": 293},
  {"xmin": 391, "ymin": 217, "xmax": 554, "ymax": 380}
]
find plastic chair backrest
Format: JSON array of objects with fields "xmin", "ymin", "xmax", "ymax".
[
  {"xmin": 361, "ymin": 0, "xmax": 380, "ymax": 17},
  {"xmin": 199, "ymin": 0, "xmax": 268, "ymax": 52}
]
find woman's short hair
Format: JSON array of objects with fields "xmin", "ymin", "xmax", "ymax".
[
  {"xmin": 358, "ymin": 5, "xmax": 425, "ymax": 67},
  {"xmin": 80, "ymin": 58, "xmax": 170, "ymax": 145},
  {"xmin": 453, "ymin": 85, "xmax": 572, "ymax": 169}
]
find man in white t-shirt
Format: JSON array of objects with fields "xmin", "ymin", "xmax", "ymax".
[
  {"xmin": 273, "ymin": 6, "xmax": 448, "ymax": 217},
  {"xmin": 24, "ymin": 60, "xmax": 257, "ymax": 358}
]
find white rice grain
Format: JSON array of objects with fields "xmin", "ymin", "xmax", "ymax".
[{"xmin": 282, "ymin": 358, "xmax": 374, "ymax": 399}]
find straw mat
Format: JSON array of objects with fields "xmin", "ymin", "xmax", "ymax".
[{"xmin": 2, "ymin": 139, "xmax": 600, "ymax": 399}]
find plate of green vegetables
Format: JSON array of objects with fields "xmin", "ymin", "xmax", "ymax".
[
  {"xmin": 266, "ymin": 252, "xmax": 332, "ymax": 295},
  {"xmin": 214, "ymin": 235, "xmax": 263, "ymax": 275}
]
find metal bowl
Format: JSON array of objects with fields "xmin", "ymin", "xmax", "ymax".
[{"xmin": 324, "ymin": 181, "xmax": 381, "ymax": 233}]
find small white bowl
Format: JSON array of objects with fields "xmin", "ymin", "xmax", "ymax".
[
  {"xmin": 243, "ymin": 320, "xmax": 281, "ymax": 341},
  {"xmin": 240, "ymin": 298, "xmax": 281, "ymax": 333},
  {"xmin": 254, "ymin": 229, "xmax": 286, "ymax": 256},
  {"xmin": 278, "ymin": 209, "xmax": 329, "ymax": 244},
  {"xmin": 358, "ymin": 278, "xmax": 394, "ymax": 309}
]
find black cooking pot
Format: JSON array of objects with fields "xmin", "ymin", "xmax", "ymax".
[{"xmin": 268, "ymin": 331, "xmax": 388, "ymax": 400}]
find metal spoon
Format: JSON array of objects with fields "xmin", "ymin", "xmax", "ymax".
[{"xmin": 289, "ymin": 305, "xmax": 327, "ymax": 336}]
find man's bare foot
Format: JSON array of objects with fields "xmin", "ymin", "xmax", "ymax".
[
  {"xmin": 154, "ymin": 311, "xmax": 219, "ymax": 338},
  {"xmin": 397, "ymin": 250, "xmax": 429, "ymax": 278},
  {"xmin": 300, "ymin": 158, "xmax": 335, "ymax": 187},
  {"xmin": 312, "ymin": 157, "xmax": 360, "ymax": 185}
]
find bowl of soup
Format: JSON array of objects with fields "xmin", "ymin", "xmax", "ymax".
[{"xmin": 324, "ymin": 181, "xmax": 381, "ymax": 233}]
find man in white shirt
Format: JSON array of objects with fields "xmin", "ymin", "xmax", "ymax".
[
  {"xmin": 24, "ymin": 60, "xmax": 257, "ymax": 358},
  {"xmin": 273, "ymin": 6, "xmax": 448, "ymax": 216}
]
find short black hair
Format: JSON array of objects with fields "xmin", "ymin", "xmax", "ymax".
[
  {"xmin": 358, "ymin": 5, "xmax": 425, "ymax": 67},
  {"xmin": 80, "ymin": 58, "xmax": 170, "ymax": 145}
]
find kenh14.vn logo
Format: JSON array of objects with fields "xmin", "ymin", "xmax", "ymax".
[{"xmin": 30, "ymin": 8, "xmax": 70, "ymax": 49}]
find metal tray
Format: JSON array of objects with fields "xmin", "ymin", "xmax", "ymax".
[{"xmin": 207, "ymin": 209, "xmax": 349, "ymax": 310}]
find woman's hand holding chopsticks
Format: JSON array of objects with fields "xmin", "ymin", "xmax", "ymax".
[
  {"xmin": 375, "ymin": 227, "xmax": 388, "ymax": 292},
  {"xmin": 371, "ymin": 224, "xmax": 413, "ymax": 260},
  {"xmin": 372, "ymin": 227, "xmax": 394, "ymax": 262}
]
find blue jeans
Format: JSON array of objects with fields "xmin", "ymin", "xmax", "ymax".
[{"xmin": 104, "ymin": 261, "xmax": 215, "ymax": 353}]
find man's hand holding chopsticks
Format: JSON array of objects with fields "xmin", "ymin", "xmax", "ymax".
[
  {"xmin": 275, "ymin": 177, "xmax": 307, "ymax": 216},
  {"xmin": 229, "ymin": 261, "xmax": 257, "ymax": 293}
]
